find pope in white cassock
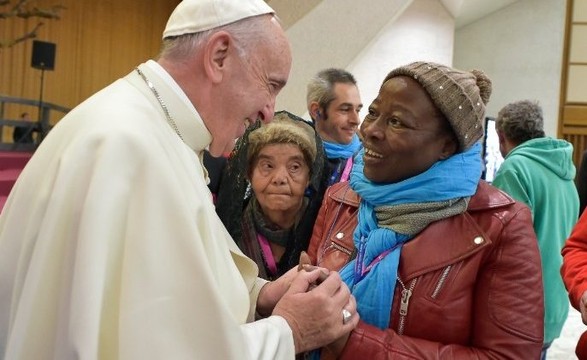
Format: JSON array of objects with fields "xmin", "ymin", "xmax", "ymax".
[{"xmin": 0, "ymin": 0, "xmax": 358, "ymax": 359}]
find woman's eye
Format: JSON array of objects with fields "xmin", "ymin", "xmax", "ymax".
[
  {"xmin": 365, "ymin": 109, "xmax": 376, "ymax": 119},
  {"xmin": 387, "ymin": 118, "xmax": 402, "ymax": 127},
  {"xmin": 259, "ymin": 162, "xmax": 272, "ymax": 171}
]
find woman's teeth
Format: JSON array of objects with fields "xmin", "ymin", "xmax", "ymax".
[{"xmin": 365, "ymin": 148, "xmax": 383, "ymax": 158}]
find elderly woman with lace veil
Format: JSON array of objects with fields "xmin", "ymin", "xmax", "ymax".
[
  {"xmin": 306, "ymin": 62, "xmax": 545, "ymax": 358},
  {"xmin": 216, "ymin": 111, "xmax": 329, "ymax": 280}
]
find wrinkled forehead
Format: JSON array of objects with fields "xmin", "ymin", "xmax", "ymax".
[
  {"xmin": 258, "ymin": 142, "xmax": 304, "ymax": 156},
  {"xmin": 256, "ymin": 23, "xmax": 291, "ymax": 74}
]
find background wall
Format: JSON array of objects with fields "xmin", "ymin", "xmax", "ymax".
[
  {"xmin": 348, "ymin": 0, "xmax": 455, "ymax": 121},
  {"xmin": 454, "ymin": 0, "xmax": 566, "ymax": 137},
  {"xmin": 273, "ymin": 0, "xmax": 568, "ymax": 139},
  {"xmin": 274, "ymin": 0, "xmax": 457, "ymax": 119},
  {"xmin": 560, "ymin": 0, "xmax": 587, "ymax": 167},
  {"xmin": 273, "ymin": 0, "xmax": 413, "ymax": 117},
  {"xmin": 0, "ymin": 0, "xmax": 179, "ymax": 134},
  {"xmin": 0, "ymin": 0, "xmax": 572, "ymax": 140}
]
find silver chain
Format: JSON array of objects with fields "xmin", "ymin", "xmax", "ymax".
[{"xmin": 135, "ymin": 67, "xmax": 184, "ymax": 141}]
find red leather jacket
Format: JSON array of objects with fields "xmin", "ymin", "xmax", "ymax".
[
  {"xmin": 561, "ymin": 210, "xmax": 587, "ymax": 359},
  {"xmin": 308, "ymin": 181, "xmax": 544, "ymax": 359}
]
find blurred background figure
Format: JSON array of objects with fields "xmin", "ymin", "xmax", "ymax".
[
  {"xmin": 12, "ymin": 112, "xmax": 37, "ymax": 145},
  {"xmin": 203, "ymin": 149, "xmax": 228, "ymax": 204},
  {"xmin": 492, "ymin": 99, "xmax": 579, "ymax": 359},
  {"xmin": 306, "ymin": 68, "xmax": 363, "ymax": 186}
]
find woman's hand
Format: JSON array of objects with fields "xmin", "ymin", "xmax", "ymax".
[
  {"xmin": 272, "ymin": 270, "xmax": 359, "ymax": 353},
  {"xmin": 256, "ymin": 251, "xmax": 328, "ymax": 316}
]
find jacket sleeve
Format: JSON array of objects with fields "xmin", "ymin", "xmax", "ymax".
[
  {"xmin": 307, "ymin": 186, "xmax": 332, "ymax": 265},
  {"xmin": 339, "ymin": 205, "xmax": 544, "ymax": 359},
  {"xmin": 562, "ymin": 210, "xmax": 587, "ymax": 310}
]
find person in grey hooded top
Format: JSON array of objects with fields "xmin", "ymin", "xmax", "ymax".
[{"xmin": 492, "ymin": 99, "xmax": 579, "ymax": 359}]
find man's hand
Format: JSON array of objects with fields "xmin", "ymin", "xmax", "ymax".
[
  {"xmin": 256, "ymin": 251, "xmax": 328, "ymax": 316},
  {"xmin": 256, "ymin": 264, "xmax": 325, "ymax": 317},
  {"xmin": 272, "ymin": 269, "xmax": 359, "ymax": 354},
  {"xmin": 580, "ymin": 290, "xmax": 587, "ymax": 325}
]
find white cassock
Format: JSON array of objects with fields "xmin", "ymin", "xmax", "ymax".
[{"xmin": 0, "ymin": 60, "xmax": 294, "ymax": 359}]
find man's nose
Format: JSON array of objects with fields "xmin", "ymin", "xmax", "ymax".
[
  {"xmin": 349, "ymin": 109, "xmax": 360, "ymax": 125},
  {"xmin": 260, "ymin": 100, "xmax": 276, "ymax": 124}
]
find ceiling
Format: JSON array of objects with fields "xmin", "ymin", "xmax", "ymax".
[
  {"xmin": 267, "ymin": 0, "xmax": 520, "ymax": 30},
  {"xmin": 440, "ymin": 0, "xmax": 519, "ymax": 28}
]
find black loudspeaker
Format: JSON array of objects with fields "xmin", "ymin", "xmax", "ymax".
[{"xmin": 31, "ymin": 40, "xmax": 56, "ymax": 70}]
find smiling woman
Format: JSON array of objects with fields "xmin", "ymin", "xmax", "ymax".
[
  {"xmin": 306, "ymin": 61, "xmax": 545, "ymax": 359},
  {"xmin": 216, "ymin": 111, "xmax": 329, "ymax": 280}
]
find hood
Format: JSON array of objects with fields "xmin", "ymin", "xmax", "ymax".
[{"xmin": 506, "ymin": 137, "xmax": 576, "ymax": 180}]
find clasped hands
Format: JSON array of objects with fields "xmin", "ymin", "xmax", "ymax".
[{"xmin": 257, "ymin": 252, "xmax": 359, "ymax": 354}]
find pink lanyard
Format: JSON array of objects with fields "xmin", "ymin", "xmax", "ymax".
[
  {"xmin": 340, "ymin": 157, "xmax": 353, "ymax": 183},
  {"xmin": 257, "ymin": 233, "xmax": 278, "ymax": 275},
  {"xmin": 354, "ymin": 237, "xmax": 398, "ymax": 284}
]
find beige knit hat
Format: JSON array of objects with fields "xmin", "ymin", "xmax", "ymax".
[
  {"xmin": 385, "ymin": 61, "xmax": 492, "ymax": 152},
  {"xmin": 247, "ymin": 111, "xmax": 317, "ymax": 176},
  {"xmin": 163, "ymin": 0, "xmax": 274, "ymax": 39}
]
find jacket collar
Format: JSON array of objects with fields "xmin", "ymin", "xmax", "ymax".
[
  {"xmin": 330, "ymin": 182, "xmax": 360, "ymax": 207},
  {"xmin": 400, "ymin": 181, "xmax": 515, "ymax": 280},
  {"xmin": 331, "ymin": 180, "xmax": 514, "ymax": 213},
  {"xmin": 399, "ymin": 211, "xmax": 491, "ymax": 280},
  {"xmin": 467, "ymin": 180, "xmax": 515, "ymax": 211},
  {"xmin": 331, "ymin": 181, "xmax": 516, "ymax": 280}
]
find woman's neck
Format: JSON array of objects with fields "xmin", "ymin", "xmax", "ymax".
[{"xmin": 263, "ymin": 209, "xmax": 298, "ymax": 230}]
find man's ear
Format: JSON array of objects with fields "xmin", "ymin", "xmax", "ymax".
[
  {"xmin": 309, "ymin": 102, "xmax": 321, "ymax": 120},
  {"xmin": 497, "ymin": 130, "xmax": 515, "ymax": 157},
  {"xmin": 203, "ymin": 31, "xmax": 231, "ymax": 84},
  {"xmin": 497, "ymin": 130, "xmax": 506, "ymax": 146}
]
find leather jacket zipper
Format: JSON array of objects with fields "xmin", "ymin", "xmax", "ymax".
[
  {"xmin": 431, "ymin": 265, "xmax": 452, "ymax": 299},
  {"xmin": 326, "ymin": 241, "xmax": 353, "ymax": 256},
  {"xmin": 397, "ymin": 277, "xmax": 417, "ymax": 335}
]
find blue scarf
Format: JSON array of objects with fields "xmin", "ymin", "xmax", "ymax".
[
  {"xmin": 339, "ymin": 142, "xmax": 483, "ymax": 329},
  {"xmin": 322, "ymin": 133, "xmax": 361, "ymax": 160}
]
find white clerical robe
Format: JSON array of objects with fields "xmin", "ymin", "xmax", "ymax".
[{"xmin": 0, "ymin": 61, "xmax": 295, "ymax": 359}]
